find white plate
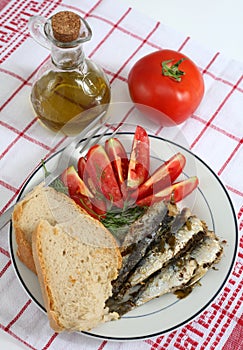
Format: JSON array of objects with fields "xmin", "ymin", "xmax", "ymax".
[{"xmin": 9, "ymin": 131, "xmax": 238, "ymax": 341}]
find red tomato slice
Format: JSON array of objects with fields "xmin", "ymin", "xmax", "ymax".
[
  {"xmin": 127, "ymin": 126, "xmax": 150, "ymax": 190},
  {"xmin": 91, "ymin": 197, "xmax": 107, "ymax": 218},
  {"xmin": 105, "ymin": 137, "xmax": 129, "ymax": 198},
  {"xmin": 84, "ymin": 144, "xmax": 123, "ymax": 208},
  {"xmin": 77, "ymin": 154, "xmax": 108, "ymax": 217},
  {"xmin": 70, "ymin": 193, "xmax": 102, "ymax": 219},
  {"xmin": 132, "ymin": 152, "xmax": 186, "ymax": 200},
  {"xmin": 136, "ymin": 176, "xmax": 199, "ymax": 206},
  {"xmin": 77, "ymin": 156, "xmax": 98, "ymax": 196},
  {"xmin": 77, "ymin": 156, "xmax": 86, "ymax": 179},
  {"xmin": 61, "ymin": 166, "xmax": 93, "ymax": 198}
]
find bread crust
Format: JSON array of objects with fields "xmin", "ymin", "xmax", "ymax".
[
  {"xmin": 32, "ymin": 220, "xmax": 65, "ymax": 332},
  {"xmin": 32, "ymin": 219, "xmax": 121, "ymax": 332},
  {"xmin": 13, "ymin": 201, "xmax": 37, "ymax": 273},
  {"xmin": 12, "ymin": 184, "xmax": 122, "ymax": 274},
  {"xmin": 13, "ymin": 185, "xmax": 122, "ymax": 332}
]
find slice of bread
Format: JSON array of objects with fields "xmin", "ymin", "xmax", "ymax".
[
  {"xmin": 13, "ymin": 184, "xmax": 122, "ymax": 331},
  {"xmin": 12, "ymin": 184, "xmax": 102, "ymax": 273},
  {"xmin": 32, "ymin": 219, "xmax": 121, "ymax": 332}
]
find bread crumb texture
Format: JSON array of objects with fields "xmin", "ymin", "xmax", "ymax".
[
  {"xmin": 34, "ymin": 218, "xmax": 120, "ymax": 332},
  {"xmin": 14, "ymin": 185, "xmax": 121, "ymax": 331}
]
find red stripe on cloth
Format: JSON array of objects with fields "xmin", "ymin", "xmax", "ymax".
[
  {"xmin": 0, "ymin": 0, "xmax": 61, "ymax": 64},
  {"xmin": 105, "ymin": 105, "xmax": 136, "ymax": 130},
  {"xmin": 1, "ymin": 32, "xmax": 29, "ymax": 65},
  {"xmin": 0, "ymin": 324, "xmax": 36, "ymax": 350},
  {"xmin": 178, "ymin": 36, "xmax": 190, "ymax": 51},
  {"xmin": 0, "ymin": 67, "xmax": 32, "ymax": 84},
  {"xmin": 0, "ymin": 246, "xmax": 10, "ymax": 258},
  {"xmin": 202, "ymin": 52, "xmax": 220, "ymax": 73},
  {"xmin": 0, "ymin": 118, "xmax": 37, "ymax": 160},
  {"xmin": 205, "ymin": 71, "xmax": 243, "ymax": 93},
  {"xmin": 41, "ymin": 135, "xmax": 68, "ymax": 160},
  {"xmin": 199, "ymin": 50, "xmax": 243, "ymax": 92},
  {"xmin": 0, "ymin": 180, "xmax": 18, "ymax": 193},
  {"xmin": 0, "ymin": 0, "xmax": 11, "ymax": 11},
  {"xmin": 174, "ymin": 326, "xmax": 199, "ymax": 349},
  {"xmin": 90, "ymin": 12, "xmax": 162, "ymax": 50},
  {"xmin": 152, "ymin": 336, "xmax": 166, "ymax": 349},
  {"xmin": 0, "ymin": 192, "xmax": 20, "ymax": 215},
  {"xmin": 97, "ymin": 340, "xmax": 108, "ymax": 350},
  {"xmin": 190, "ymin": 74, "xmax": 243, "ymax": 149},
  {"xmin": 60, "ymin": 2, "xmax": 162, "ymax": 51},
  {"xmin": 4, "ymin": 299, "xmax": 32, "ymax": 331},
  {"xmin": 88, "ymin": 8, "xmax": 132, "ymax": 58},
  {"xmin": 238, "ymin": 206, "xmax": 243, "ymax": 220},
  {"xmin": 186, "ymin": 323, "xmax": 204, "ymax": 338},
  {"xmin": 0, "ymin": 120, "xmax": 52, "ymax": 152},
  {"xmin": 191, "ymin": 114, "xmax": 241, "ymax": 142},
  {"xmin": 42, "ymin": 333, "xmax": 59, "ymax": 350},
  {"xmin": 84, "ymin": 0, "xmax": 103, "ymax": 17},
  {"xmin": 226, "ymin": 185, "xmax": 243, "ymax": 198},
  {"xmin": 218, "ymin": 138, "xmax": 243, "ymax": 176},
  {"xmin": 102, "ymin": 67, "xmax": 127, "ymax": 82},
  {"xmin": 0, "ymin": 133, "xmax": 67, "ymax": 216},
  {"xmin": 238, "ymin": 207, "xmax": 243, "ymax": 230},
  {"xmin": 0, "ymin": 260, "xmax": 11, "ymax": 278},
  {"xmin": 0, "ymin": 55, "xmax": 50, "ymax": 112},
  {"xmin": 211, "ymin": 311, "xmax": 233, "ymax": 349},
  {"xmin": 222, "ymin": 318, "xmax": 243, "ymax": 350},
  {"xmin": 202, "ymin": 279, "xmax": 243, "ymax": 349},
  {"xmin": 160, "ymin": 331, "xmax": 177, "ymax": 349},
  {"xmin": 110, "ymin": 21, "xmax": 160, "ymax": 84}
]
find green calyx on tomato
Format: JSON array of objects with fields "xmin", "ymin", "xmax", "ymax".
[{"xmin": 161, "ymin": 58, "xmax": 187, "ymax": 82}]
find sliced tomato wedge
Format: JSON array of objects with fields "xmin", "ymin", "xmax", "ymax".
[
  {"xmin": 91, "ymin": 196, "xmax": 107, "ymax": 218},
  {"xmin": 77, "ymin": 156, "xmax": 86, "ymax": 179},
  {"xmin": 61, "ymin": 166, "xmax": 93, "ymax": 198},
  {"xmin": 84, "ymin": 144, "xmax": 123, "ymax": 208},
  {"xmin": 77, "ymin": 154, "xmax": 107, "ymax": 216},
  {"xmin": 105, "ymin": 137, "xmax": 129, "ymax": 198},
  {"xmin": 136, "ymin": 176, "xmax": 199, "ymax": 206},
  {"xmin": 70, "ymin": 193, "xmax": 104, "ymax": 219},
  {"xmin": 132, "ymin": 152, "xmax": 186, "ymax": 200},
  {"xmin": 127, "ymin": 125, "xmax": 150, "ymax": 190}
]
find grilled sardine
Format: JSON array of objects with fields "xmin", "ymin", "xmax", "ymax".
[
  {"xmin": 128, "ymin": 215, "xmax": 206, "ymax": 287},
  {"xmin": 109, "ymin": 230, "xmax": 223, "ymax": 316},
  {"xmin": 110, "ymin": 206, "xmax": 192, "ymax": 300}
]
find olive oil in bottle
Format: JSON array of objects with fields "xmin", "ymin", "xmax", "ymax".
[{"xmin": 29, "ymin": 11, "xmax": 111, "ymax": 135}]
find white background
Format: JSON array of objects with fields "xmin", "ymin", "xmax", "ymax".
[{"xmin": 1, "ymin": 0, "xmax": 243, "ymax": 348}]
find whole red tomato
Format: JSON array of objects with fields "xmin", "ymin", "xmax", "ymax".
[{"xmin": 128, "ymin": 49, "xmax": 204, "ymax": 126}]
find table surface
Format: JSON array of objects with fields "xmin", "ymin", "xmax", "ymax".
[{"xmin": 1, "ymin": 0, "xmax": 243, "ymax": 348}]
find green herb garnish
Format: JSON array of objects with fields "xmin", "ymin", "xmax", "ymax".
[
  {"xmin": 41, "ymin": 159, "xmax": 69, "ymax": 195},
  {"xmin": 101, "ymin": 205, "xmax": 146, "ymax": 241}
]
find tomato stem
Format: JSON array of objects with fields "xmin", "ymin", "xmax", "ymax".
[{"xmin": 161, "ymin": 58, "xmax": 186, "ymax": 82}]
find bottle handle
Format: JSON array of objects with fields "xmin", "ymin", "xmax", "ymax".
[{"xmin": 28, "ymin": 16, "xmax": 51, "ymax": 50}]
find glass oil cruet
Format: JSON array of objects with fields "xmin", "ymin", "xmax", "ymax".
[{"xmin": 28, "ymin": 11, "xmax": 111, "ymax": 135}]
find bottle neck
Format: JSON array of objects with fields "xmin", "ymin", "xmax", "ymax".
[{"xmin": 51, "ymin": 44, "xmax": 85, "ymax": 70}]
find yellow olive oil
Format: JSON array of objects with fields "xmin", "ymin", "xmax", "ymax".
[{"xmin": 31, "ymin": 65, "xmax": 110, "ymax": 134}]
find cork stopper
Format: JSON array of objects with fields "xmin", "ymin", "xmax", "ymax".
[{"xmin": 52, "ymin": 11, "xmax": 81, "ymax": 43}]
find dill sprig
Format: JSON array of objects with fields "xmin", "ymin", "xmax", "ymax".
[{"xmin": 101, "ymin": 205, "xmax": 146, "ymax": 241}]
